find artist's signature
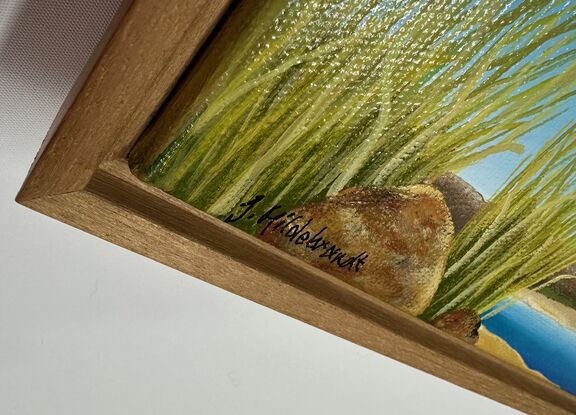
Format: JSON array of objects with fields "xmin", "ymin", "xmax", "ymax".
[{"xmin": 225, "ymin": 195, "xmax": 368, "ymax": 272}]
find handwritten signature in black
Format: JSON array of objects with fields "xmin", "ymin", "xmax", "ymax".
[{"xmin": 225, "ymin": 195, "xmax": 368, "ymax": 272}]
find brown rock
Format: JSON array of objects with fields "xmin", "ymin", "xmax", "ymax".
[
  {"xmin": 552, "ymin": 267, "xmax": 576, "ymax": 296},
  {"xmin": 537, "ymin": 264, "xmax": 576, "ymax": 309},
  {"xmin": 260, "ymin": 185, "xmax": 454, "ymax": 316},
  {"xmin": 432, "ymin": 173, "xmax": 485, "ymax": 234},
  {"xmin": 432, "ymin": 309, "xmax": 481, "ymax": 344}
]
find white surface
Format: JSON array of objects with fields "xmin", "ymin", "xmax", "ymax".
[{"xmin": 0, "ymin": 2, "xmax": 521, "ymax": 414}]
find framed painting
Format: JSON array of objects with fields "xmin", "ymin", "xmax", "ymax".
[{"xmin": 17, "ymin": 1, "xmax": 576, "ymax": 414}]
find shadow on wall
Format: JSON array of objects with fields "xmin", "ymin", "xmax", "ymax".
[
  {"xmin": 0, "ymin": 0, "xmax": 128, "ymax": 92},
  {"xmin": 0, "ymin": 0, "xmax": 129, "ymax": 165}
]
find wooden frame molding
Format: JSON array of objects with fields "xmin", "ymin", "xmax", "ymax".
[{"xmin": 16, "ymin": 1, "xmax": 576, "ymax": 414}]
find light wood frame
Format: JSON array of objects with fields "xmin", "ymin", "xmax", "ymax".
[{"xmin": 16, "ymin": 1, "xmax": 576, "ymax": 413}]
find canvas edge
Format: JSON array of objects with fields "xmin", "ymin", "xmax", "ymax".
[
  {"xmin": 14, "ymin": 0, "xmax": 576, "ymax": 413},
  {"xmin": 16, "ymin": 0, "xmax": 234, "ymax": 203}
]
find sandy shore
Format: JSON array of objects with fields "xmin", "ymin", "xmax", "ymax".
[
  {"xmin": 476, "ymin": 326, "xmax": 548, "ymax": 381},
  {"xmin": 477, "ymin": 290, "xmax": 576, "ymax": 385},
  {"xmin": 515, "ymin": 290, "xmax": 576, "ymax": 332}
]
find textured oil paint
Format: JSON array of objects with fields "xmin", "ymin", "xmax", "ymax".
[{"xmin": 130, "ymin": 0, "xmax": 576, "ymax": 394}]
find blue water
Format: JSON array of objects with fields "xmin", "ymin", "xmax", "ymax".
[{"xmin": 482, "ymin": 302, "xmax": 576, "ymax": 394}]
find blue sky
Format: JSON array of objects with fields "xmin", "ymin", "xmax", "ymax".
[
  {"xmin": 458, "ymin": 25, "xmax": 576, "ymax": 199},
  {"xmin": 459, "ymin": 95, "xmax": 575, "ymax": 198}
]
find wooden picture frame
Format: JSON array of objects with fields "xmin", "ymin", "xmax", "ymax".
[{"xmin": 16, "ymin": 1, "xmax": 576, "ymax": 414}]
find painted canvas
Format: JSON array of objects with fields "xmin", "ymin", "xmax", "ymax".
[{"xmin": 130, "ymin": 0, "xmax": 576, "ymax": 395}]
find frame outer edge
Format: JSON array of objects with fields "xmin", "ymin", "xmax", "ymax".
[{"xmin": 16, "ymin": 0, "xmax": 233, "ymax": 203}]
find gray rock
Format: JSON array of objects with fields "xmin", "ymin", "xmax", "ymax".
[
  {"xmin": 432, "ymin": 172, "xmax": 576, "ymax": 309},
  {"xmin": 432, "ymin": 173, "xmax": 486, "ymax": 234}
]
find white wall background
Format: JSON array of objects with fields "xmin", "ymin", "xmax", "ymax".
[{"xmin": 0, "ymin": 2, "xmax": 521, "ymax": 414}]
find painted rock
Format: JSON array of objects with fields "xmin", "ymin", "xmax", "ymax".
[
  {"xmin": 260, "ymin": 185, "xmax": 454, "ymax": 316},
  {"xmin": 432, "ymin": 309, "xmax": 481, "ymax": 344},
  {"xmin": 432, "ymin": 173, "xmax": 485, "ymax": 234},
  {"xmin": 537, "ymin": 264, "xmax": 576, "ymax": 310}
]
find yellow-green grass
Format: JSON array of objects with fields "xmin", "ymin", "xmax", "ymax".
[
  {"xmin": 422, "ymin": 123, "xmax": 576, "ymax": 320},
  {"xmin": 139, "ymin": 0, "xmax": 576, "ymax": 220}
]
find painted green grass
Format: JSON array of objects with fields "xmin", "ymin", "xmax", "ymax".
[
  {"xmin": 136, "ymin": 0, "xmax": 576, "ymax": 319},
  {"xmin": 142, "ymin": 0, "xmax": 576, "ymax": 218},
  {"xmin": 422, "ymin": 122, "xmax": 576, "ymax": 320}
]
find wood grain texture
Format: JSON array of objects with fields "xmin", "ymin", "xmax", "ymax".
[
  {"xmin": 15, "ymin": 1, "xmax": 576, "ymax": 413},
  {"xmin": 17, "ymin": 0, "xmax": 233, "ymax": 202},
  {"xmin": 19, "ymin": 160, "xmax": 576, "ymax": 415},
  {"xmin": 129, "ymin": 0, "xmax": 270, "ymax": 173}
]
